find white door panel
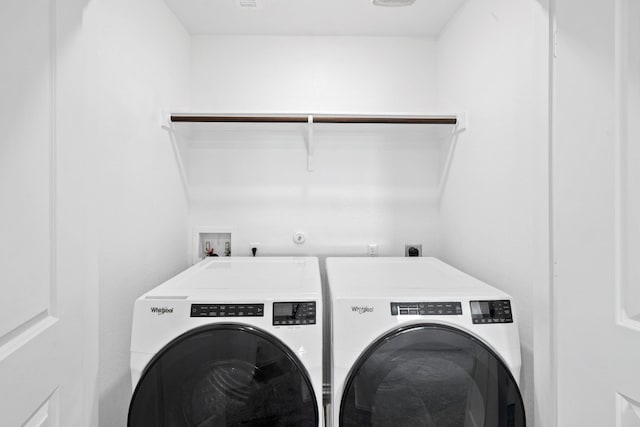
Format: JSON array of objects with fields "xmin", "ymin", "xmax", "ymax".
[
  {"xmin": 0, "ymin": 320, "xmax": 58, "ymax": 426},
  {"xmin": 0, "ymin": 0, "xmax": 79, "ymax": 425},
  {"xmin": 554, "ymin": 0, "xmax": 640, "ymax": 425},
  {"xmin": 0, "ymin": 0, "xmax": 52, "ymax": 339}
]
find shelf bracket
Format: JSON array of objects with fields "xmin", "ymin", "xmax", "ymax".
[
  {"xmin": 159, "ymin": 110, "xmax": 190, "ymax": 203},
  {"xmin": 306, "ymin": 115, "xmax": 314, "ymax": 172},
  {"xmin": 159, "ymin": 110, "xmax": 172, "ymax": 129},
  {"xmin": 438, "ymin": 112, "xmax": 467, "ymax": 202},
  {"xmin": 453, "ymin": 112, "xmax": 468, "ymax": 134}
]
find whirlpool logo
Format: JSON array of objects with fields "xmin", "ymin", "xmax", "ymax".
[
  {"xmin": 150, "ymin": 307, "xmax": 174, "ymax": 315},
  {"xmin": 351, "ymin": 306, "xmax": 374, "ymax": 314}
]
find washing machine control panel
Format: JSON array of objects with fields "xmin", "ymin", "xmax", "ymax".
[
  {"xmin": 390, "ymin": 302, "xmax": 463, "ymax": 316},
  {"xmin": 273, "ymin": 301, "xmax": 316, "ymax": 325},
  {"xmin": 190, "ymin": 304, "xmax": 264, "ymax": 317},
  {"xmin": 470, "ymin": 300, "xmax": 513, "ymax": 324}
]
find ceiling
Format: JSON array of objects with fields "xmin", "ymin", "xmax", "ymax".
[{"xmin": 163, "ymin": 0, "xmax": 467, "ymax": 37}]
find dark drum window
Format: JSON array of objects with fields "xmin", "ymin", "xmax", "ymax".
[
  {"xmin": 340, "ymin": 324, "xmax": 525, "ymax": 427},
  {"xmin": 129, "ymin": 324, "xmax": 318, "ymax": 427}
]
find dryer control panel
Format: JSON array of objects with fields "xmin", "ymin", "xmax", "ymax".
[
  {"xmin": 190, "ymin": 304, "xmax": 264, "ymax": 317},
  {"xmin": 273, "ymin": 301, "xmax": 316, "ymax": 325},
  {"xmin": 470, "ymin": 300, "xmax": 513, "ymax": 324},
  {"xmin": 390, "ymin": 302, "xmax": 463, "ymax": 316}
]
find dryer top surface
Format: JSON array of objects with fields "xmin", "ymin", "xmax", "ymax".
[
  {"xmin": 326, "ymin": 257, "xmax": 510, "ymax": 299},
  {"xmin": 141, "ymin": 257, "xmax": 322, "ymax": 299}
]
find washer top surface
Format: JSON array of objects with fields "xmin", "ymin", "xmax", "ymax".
[
  {"xmin": 326, "ymin": 257, "xmax": 510, "ymax": 299},
  {"xmin": 141, "ymin": 257, "xmax": 321, "ymax": 300}
]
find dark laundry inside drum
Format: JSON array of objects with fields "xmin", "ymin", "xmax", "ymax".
[
  {"xmin": 183, "ymin": 360, "xmax": 258, "ymax": 425},
  {"xmin": 128, "ymin": 325, "xmax": 318, "ymax": 427},
  {"xmin": 340, "ymin": 325, "xmax": 525, "ymax": 427},
  {"xmin": 367, "ymin": 351, "xmax": 475, "ymax": 426}
]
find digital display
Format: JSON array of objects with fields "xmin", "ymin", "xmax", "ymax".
[
  {"xmin": 272, "ymin": 301, "xmax": 316, "ymax": 325},
  {"xmin": 469, "ymin": 300, "xmax": 513, "ymax": 324},
  {"xmin": 470, "ymin": 301, "xmax": 490, "ymax": 316},
  {"xmin": 274, "ymin": 303, "xmax": 294, "ymax": 317}
]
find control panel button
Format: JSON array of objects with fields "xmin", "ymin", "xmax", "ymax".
[{"xmin": 390, "ymin": 302, "xmax": 463, "ymax": 316}]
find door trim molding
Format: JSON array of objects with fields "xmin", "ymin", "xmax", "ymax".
[{"xmin": 49, "ymin": 0, "xmax": 58, "ymax": 318}]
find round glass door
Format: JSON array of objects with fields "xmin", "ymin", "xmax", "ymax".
[
  {"xmin": 340, "ymin": 324, "xmax": 525, "ymax": 427},
  {"xmin": 129, "ymin": 324, "xmax": 318, "ymax": 427}
]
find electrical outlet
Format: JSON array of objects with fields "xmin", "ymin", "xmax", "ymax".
[
  {"xmin": 250, "ymin": 242, "xmax": 260, "ymax": 256},
  {"xmin": 367, "ymin": 243, "xmax": 378, "ymax": 257},
  {"xmin": 405, "ymin": 244, "xmax": 422, "ymax": 257}
]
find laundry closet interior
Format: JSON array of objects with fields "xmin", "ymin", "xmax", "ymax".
[
  {"xmin": 1, "ymin": 0, "xmax": 555, "ymax": 426},
  {"xmin": 91, "ymin": 0, "xmax": 549, "ymax": 425}
]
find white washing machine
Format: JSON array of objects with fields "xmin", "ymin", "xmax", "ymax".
[
  {"xmin": 128, "ymin": 257, "xmax": 323, "ymax": 427},
  {"xmin": 327, "ymin": 257, "xmax": 525, "ymax": 427}
]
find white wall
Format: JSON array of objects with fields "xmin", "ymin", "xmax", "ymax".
[
  {"xmin": 187, "ymin": 36, "xmax": 444, "ymax": 258},
  {"xmin": 56, "ymin": 1, "xmax": 99, "ymax": 424},
  {"xmin": 436, "ymin": 0, "xmax": 548, "ymax": 425},
  {"xmin": 84, "ymin": 0, "xmax": 191, "ymax": 425},
  {"xmin": 191, "ymin": 36, "xmax": 439, "ymax": 114}
]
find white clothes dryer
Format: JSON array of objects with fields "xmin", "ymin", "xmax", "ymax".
[
  {"xmin": 128, "ymin": 257, "xmax": 323, "ymax": 427},
  {"xmin": 327, "ymin": 257, "xmax": 525, "ymax": 427}
]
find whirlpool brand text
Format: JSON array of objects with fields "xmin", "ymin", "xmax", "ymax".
[
  {"xmin": 351, "ymin": 306, "xmax": 374, "ymax": 314},
  {"xmin": 150, "ymin": 307, "xmax": 174, "ymax": 315}
]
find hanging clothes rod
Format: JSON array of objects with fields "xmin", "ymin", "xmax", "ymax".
[
  {"xmin": 171, "ymin": 115, "xmax": 308, "ymax": 123},
  {"xmin": 170, "ymin": 114, "xmax": 457, "ymax": 125}
]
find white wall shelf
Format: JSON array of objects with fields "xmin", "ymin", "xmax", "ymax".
[{"xmin": 165, "ymin": 112, "xmax": 466, "ymax": 173}]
